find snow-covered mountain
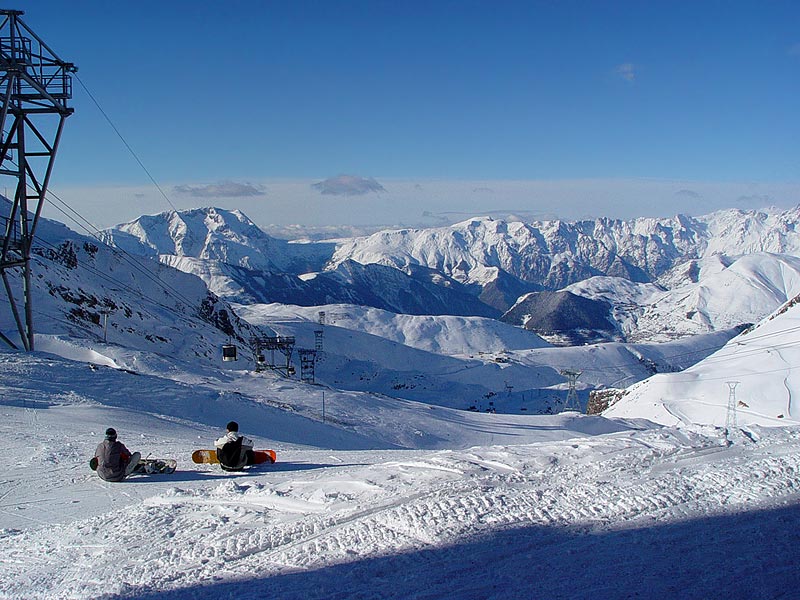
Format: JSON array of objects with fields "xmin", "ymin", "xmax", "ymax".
[
  {"xmin": 501, "ymin": 290, "xmax": 619, "ymax": 345},
  {"xmin": 103, "ymin": 208, "xmax": 498, "ymax": 317},
  {"xmin": 559, "ymin": 252, "xmax": 800, "ymax": 342},
  {"xmin": 0, "ymin": 197, "xmax": 736, "ymax": 415},
  {"xmin": 501, "ymin": 252, "xmax": 800, "ymax": 344},
  {"xmin": 102, "ymin": 206, "xmax": 332, "ymax": 274},
  {"xmin": 330, "ymin": 208, "xmax": 800, "ymax": 291},
  {"xmin": 0, "ymin": 201, "xmax": 267, "ymax": 366},
  {"xmin": 104, "ymin": 206, "xmax": 800, "ymax": 343}
]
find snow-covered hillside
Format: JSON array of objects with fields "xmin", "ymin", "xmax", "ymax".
[
  {"xmin": 2, "ymin": 342, "xmax": 800, "ymax": 599},
  {"xmin": 0, "ymin": 202, "xmax": 260, "ymax": 365},
  {"xmin": 604, "ymin": 293, "xmax": 800, "ymax": 427},
  {"xmin": 238, "ymin": 302, "xmax": 551, "ymax": 355},
  {"xmin": 3, "ymin": 204, "xmax": 800, "ymax": 598},
  {"xmin": 231, "ymin": 302, "xmax": 739, "ymax": 413}
]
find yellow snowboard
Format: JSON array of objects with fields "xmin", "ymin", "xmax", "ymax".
[{"xmin": 191, "ymin": 449, "xmax": 276, "ymax": 464}]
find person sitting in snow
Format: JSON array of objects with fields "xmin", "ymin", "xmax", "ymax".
[
  {"xmin": 215, "ymin": 421, "xmax": 256, "ymax": 471},
  {"xmin": 94, "ymin": 428, "xmax": 140, "ymax": 482}
]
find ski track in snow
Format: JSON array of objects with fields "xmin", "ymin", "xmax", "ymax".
[{"xmin": 2, "ymin": 426, "xmax": 800, "ymax": 599}]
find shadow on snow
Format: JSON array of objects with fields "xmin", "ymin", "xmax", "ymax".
[
  {"xmin": 114, "ymin": 501, "xmax": 800, "ymax": 600},
  {"xmin": 120, "ymin": 462, "xmax": 363, "ymax": 483}
]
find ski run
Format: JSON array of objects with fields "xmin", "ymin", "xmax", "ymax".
[{"xmin": 1, "ymin": 385, "xmax": 799, "ymax": 598}]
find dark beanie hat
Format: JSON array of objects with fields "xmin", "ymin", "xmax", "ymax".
[
  {"xmin": 226, "ymin": 421, "xmax": 239, "ymax": 432},
  {"xmin": 105, "ymin": 427, "xmax": 117, "ymax": 440}
]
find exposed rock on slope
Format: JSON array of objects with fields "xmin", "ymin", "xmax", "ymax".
[{"xmin": 501, "ymin": 291, "xmax": 617, "ymax": 345}]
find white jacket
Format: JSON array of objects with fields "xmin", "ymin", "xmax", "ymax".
[{"xmin": 214, "ymin": 431, "xmax": 254, "ymax": 449}]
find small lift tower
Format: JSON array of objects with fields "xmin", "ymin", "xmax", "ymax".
[
  {"xmin": 0, "ymin": 10, "xmax": 76, "ymax": 350},
  {"xmin": 560, "ymin": 369, "xmax": 583, "ymax": 412}
]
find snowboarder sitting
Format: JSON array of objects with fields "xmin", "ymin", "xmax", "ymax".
[
  {"xmin": 215, "ymin": 421, "xmax": 256, "ymax": 471},
  {"xmin": 94, "ymin": 428, "xmax": 141, "ymax": 482}
]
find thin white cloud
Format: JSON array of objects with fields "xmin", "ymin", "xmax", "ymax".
[
  {"xmin": 615, "ymin": 63, "xmax": 637, "ymax": 82},
  {"xmin": 173, "ymin": 181, "xmax": 265, "ymax": 198},
  {"xmin": 312, "ymin": 174, "xmax": 386, "ymax": 196}
]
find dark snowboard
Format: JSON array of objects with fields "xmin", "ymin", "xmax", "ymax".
[{"xmin": 90, "ymin": 456, "xmax": 177, "ymax": 475}]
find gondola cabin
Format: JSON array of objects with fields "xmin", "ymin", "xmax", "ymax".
[{"xmin": 222, "ymin": 344, "xmax": 238, "ymax": 362}]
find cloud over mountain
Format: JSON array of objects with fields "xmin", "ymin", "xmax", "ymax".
[
  {"xmin": 312, "ymin": 174, "xmax": 386, "ymax": 196},
  {"xmin": 174, "ymin": 181, "xmax": 265, "ymax": 198},
  {"xmin": 615, "ymin": 63, "xmax": 637, "ymax": 82}
]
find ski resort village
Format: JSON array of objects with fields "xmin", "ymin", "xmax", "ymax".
[{"xmin": 2, "ymin": 4, "xmax": 800, "ymax": 600}]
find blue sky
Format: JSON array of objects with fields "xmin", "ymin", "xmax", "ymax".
[{"xmin": 9, "ymin": 0, "xmax": 800, "ymax": 231}]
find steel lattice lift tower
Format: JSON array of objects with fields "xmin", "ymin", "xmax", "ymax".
[
  {"xmin": 0, "ymin": 10, "xmax": 76, "ymax": 350},
  {"xmin": 725, "ymin": 381, "xmax": 741, "ymax": 444},
  {"xmin": 298, "ymin": 348, "xmax": 317, "ymax": 384},
  {"xmin": 560, "ymin": 369, "xmax": 583, "ymax": 412},
  {"xmin": 249, "ymin": 335, "xmax": 296, "ymax": 377}
]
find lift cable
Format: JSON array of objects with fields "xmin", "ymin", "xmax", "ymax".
[{"xmin": 74, "ymin": 73, "xmax": 179, "ymax": 212}]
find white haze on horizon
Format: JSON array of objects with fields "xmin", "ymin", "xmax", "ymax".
[{"xmin": 45, "ymin": 177, "xmax": 799, "ymax": 236}]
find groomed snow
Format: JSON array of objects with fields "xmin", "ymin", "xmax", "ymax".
[{"xmin": 2, "ymin": 335, "xmax": 800, "ymax": 599}]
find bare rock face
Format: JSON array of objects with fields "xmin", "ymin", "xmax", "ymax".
[{"xmin": 587, "ymin": 388, "xmax": 628, "ymax": 415}]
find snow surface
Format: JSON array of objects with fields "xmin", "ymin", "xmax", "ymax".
[
  {"xmin": 2, "ymin": 323, "xmax": 800, "ymax": 598},
  {"xmin": 2, "ymin": 204, "xmax": 800, "ymax": 598},
  {"xmin": 229, "ymin": 301, "xmax": 739, "ymax": 413}
]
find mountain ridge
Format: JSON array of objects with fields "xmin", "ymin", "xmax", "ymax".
[{"xmin": 103, "ymin": 205, "xmax": 800, "ymax": 342}]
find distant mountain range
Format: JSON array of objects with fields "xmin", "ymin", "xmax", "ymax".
[
  {"xmin": 101, "ymin": 206, "xmax": 800, "ymax": 343},
  {"xmin": 0, "ymin": 198, "xmax": 762, "ymax": 411},
  {"xmin": 102, "ymin": 208, "xmax": 496, "ymax": 318}
]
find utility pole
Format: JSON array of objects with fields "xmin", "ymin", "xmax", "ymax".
[
  {"xmin": 0, "ymin": 10, "xmax": 76, "ymax": 350},
  {"xmin": 725, "ymin": 381, "xmax": 741, "ymax": 444},
  {"xmin": 102, "ymin": 308, "xmax": 109, "ymax": 343}
]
